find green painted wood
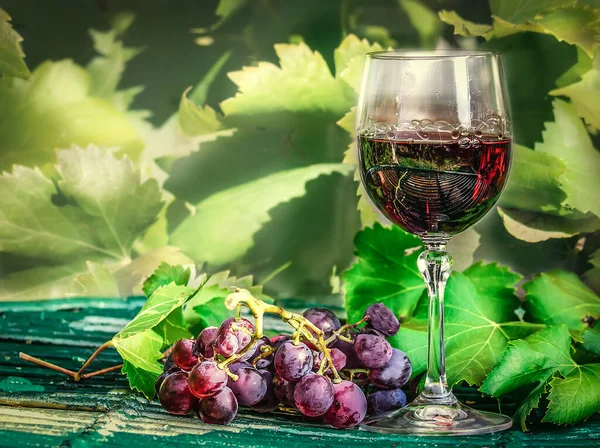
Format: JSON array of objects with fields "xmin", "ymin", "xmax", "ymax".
[{"xmin": 0, "ymin": 297, "xmax": 599, "ymax": 448}]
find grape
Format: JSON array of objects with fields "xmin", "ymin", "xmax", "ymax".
[
  {"xmin": 270, "ymin": 334, "xmax": 290, "ymax": 349},
  {"xmin": 363, "ymin": 303, "xmax": 400, "ymax": 336},
  {"xmin": 199, "ymin": 387, "xmax": 238, "ymax": 425},
  {"xmin": 273, "ymin": 374, "xmax": 294, "ymax": 406},
  {"xmin": 331, "ymin": 339, "xmax": 362, "ymax": 369},
  {"xmin": 158, "ymin": 371, "xmax": 198, "ymax": 415},
  {"xmin": 171, "ymin": 339, "xmax": 199, "ymax": 371},
  {"xmin": 274, "ymin": 341, "xmax": 313, "ymax": 382},
  {"xmin": 252, "ymin": 370, "xmax": 280, "ymax": 413},
  {"xmin": 353, "ymin": 334, "xmax": 392, "ymax": 368},
  {"xmin": 302, "ymin": 308, "xmax": 341, "ymax": 338},
  {"xmin": 162, "ymin": 354, "xmax": 179, "ymax": 373},
  {"xmin": 367, "ymin": 389, "xmax": 407, "ymax": 415},
  {"xmin": 323, "ymin": 380, "xmax": 367, "ymax": 428},
  {"xmin": 195, "ymin": 326, "xmax": 218, "ymax": 358},
  {"xmin": 249, "ymin": 337, "xmax": 273, "ymax": 369},
  {"xmin": 228, "ymin": 361, "xmax": 251, "ymax": 374},
  {"xmin": 370, "ymin": 348, "xmax": 412, "ymax": 389},
  {"xmin": 228, "ymin": 367, "xmax": 267, "ymax": 406},
  {"xmin": 313, "ymin": 348, "xmax": 346, "ymax": 373},
  {"xmin": 215, "ymin": 317, "xmax": 255, "ymax": 358},
  {"xmin": 188, "ymin": 360, "xmax": 228, "ymax": 398},
  {"xmin": 293, "ymin": 373, "xmax": 334, "ymax": 417},
  {"xmin": 155, "ymin": 371, "xmax": 169, "ymax": 396},
  {"xmin": 351, "ymin": 372, "xmax": 370, "ymax": 387}
]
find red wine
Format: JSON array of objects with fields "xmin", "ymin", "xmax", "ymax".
[{"xmin": 359, "ymin": 133, "xmax": 511, "ymax": 237}]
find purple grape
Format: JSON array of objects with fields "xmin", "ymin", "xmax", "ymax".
[
  {"xmin": 228, "ymin": 361, "xmax": 251, "ymax": 374},
  {"xmin": 228, "ymin": 367, "xmax": 267, "ymax": 406},
  {"xmin": 252, "ymin": 369, "xmax": 280, "ymax": 413},
  {"xmin": 351, "ymin": 372, "xmax": 370, "ymax": 387},
  {"xmin": 158, "ymin": 371, "xmax": 198, "ymax": 415},
  {"xmin": 293, "ymin": 373, "xmax": 334, "ymax": 417},
  {"xmin": 273, "ymin": 374, "xmax": 290, "ymax": 404},
  {"xmin": 270, "ymin": 334, "xmax": 291, "ymax": 349},
  {"xmin": 162, "ymin": 354, "xmax": 179, "ymax": 373},
  {"xmin": 302, "ymin": 308, "xmax": 341, "ymax": 339},
  {"xmin": 172, "ymin": 339, "xmax": 199, "ymax": 371},
  {"xmin": 370, "ymin": 348, "xmax": 412, "ymax": 389},
  {"xmin": 188, "ymin": 360, "xmax": 228, "ymax": 398},
  {"xmin": 363, "ymin": 303, "xmax": 400, "ymax": 336},
  {"xmin": 215, "ymin": 317, "xmax": 255, "ymax": 358},
  {"xmin": 249, "ymin": 337, "xmax": 274, "ymax": 369},
  {"xmin": 274, "ymin": 341, "xmax": 313, "ymax": 382},
  {"xmin": 199, "ymin": 387, "xmax": 238, "ymax": 425},
  {"xmin": 331, "ymin": 339, "xmax": 362, "ymax": 369},
  {"xmin": 367, "ymin": 389, "xmax": 407, "ymax": 415},
  {"xmin": 353, "ymin": 334, "xmax": 392, "ymax": 368},
  {"xmin": 155, "ymin": 371, "xmax": 169, "ymax": 396},
  {"xmin": 195, "ymin": 326, "xmax": 218, "ymax": 357},
  {"xmin": 323, "ymin": 380, "xmax": 367, "ymax": 428},
  {"xmin": 313, "ymin": 348, "xmax": 347, "ymax": 373}
]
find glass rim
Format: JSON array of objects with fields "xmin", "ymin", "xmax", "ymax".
[{"xmin": 366, "ymin": 49, "xmax": 500, "ymax": 60}]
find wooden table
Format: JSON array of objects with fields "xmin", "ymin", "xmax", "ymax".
[{"xmin": 1, "ymin": 298, "xmax": 599, "ymax": 447}]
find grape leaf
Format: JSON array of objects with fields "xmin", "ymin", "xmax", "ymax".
[
  {"xmin": 343, "ymin": 223, "xmax": 425, "ymax": 324},
  {"xmin": 178, "ymin": 88, "xmax": 222, "ymax": 137},
  {"xmin": 392, "ymin": 263, "xmax": 541, "ymax": 386},
  {"xmin": 57, "ymin": 146, "xmax": 163, "ymax": 259},
  {"xmin": 171, "ymin": 163, "xmax": 353, "ymax": 266},
  {"xmin": 498, "ymin": 207, "xmax": 600, "ymax": 243},
  {"xmin": 438, "ymin": 10, "xmax": 493, "ymax": 37},
  {"xmin": 499, "ymin": 145, "xmax": 568, "ymax": 214},
  {"xmin": 116, "ymin": 283, "xmax": 195, "ymax": 338},
  {"xmin": 0, "ymin": 8, "xmax": 29, "ymax": 79},
  {"xmin": 551, "ymin": 50, "xmax": 600, "ymax": 131},
  {"xmin": 481, "ymin": 325, "xmax": 575, "ymax": 397},
  {"xmin": 523, "ymin": 270, "xmax": 600, "ymax": 332},
  {"xmin": 74, "ymin": 261, "xmax": 120, "ymax": 298},
  {"xmin": 490, "ymin": 0, "xmax": 576, "ymax": 23},
  {"xmin": 555, "ymin": 46, "xmax": 593, "ymax": 88},
  {"xmin": 581, "ymin": 328, "xmax": 600, "ymax": 356},
  {"xmin": 398, "ymin": 0, "xmax": 442, "ymax": 47},
  {"xmin": 535, "ymin": 99, "xmax": 600, "ymax": 217},
  {"xmin": 141, "ymin": 262, "xmax": 191, "ymax": 298},
  {"xmin": 113, "ymin": 329, "xmax": 163, "ymax": 399},
  {"xmin": 185, "ymin": 270, "xmax": 270, "ymax": 328},
  {"xmin": 512, "ymin": 381, "xmax": 548, "ymax": 431},
  {"xmin": 544, "ymin": 363, "xmax": 600, "ymax": 424},
  {"xmin": 0, "ymin": 60, "xmax": 143, "ymax": 171}
]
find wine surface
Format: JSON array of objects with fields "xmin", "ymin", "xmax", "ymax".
[{"xmin": 359, "ymin": 132, "xmax": 511, "ymax": 237}]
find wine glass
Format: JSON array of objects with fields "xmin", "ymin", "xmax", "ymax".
[{"xmin": 356, "ymin": 50, "xmax": 512, "ymax": 435}]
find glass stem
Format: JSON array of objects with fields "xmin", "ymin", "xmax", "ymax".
[{"xmin": 417, "ymin": 242, "xmax": 454, "ymax": 401}]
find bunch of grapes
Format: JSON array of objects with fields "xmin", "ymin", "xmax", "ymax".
[{"xmin": 155, "ymin": 289, "xmax": 412, "ymax": 429}]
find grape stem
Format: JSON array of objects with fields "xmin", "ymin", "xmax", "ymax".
[
  {"xmin": 224, "ymin": 288, "xmax": 342, "ymax": 382},
  {"xmin": 19, "ymin": 340, "xmax": 121, "ymax": 382}
]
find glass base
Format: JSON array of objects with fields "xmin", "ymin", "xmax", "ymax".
[{"xmin": 361, "ymin": 394, "xmax": 512, "ymax": 436}]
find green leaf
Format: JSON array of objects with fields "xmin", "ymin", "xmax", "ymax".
[
  {"xmin": 499, "ymin": 145, "xmax": 568, "ymax": 214},
  {"xmin": 398, "ymin": 0, "xmax": 442, "ymax": 47},
  {"xmin": 210, "ymin": 0, "xmax": 249, "ymax": 29},
  {"xmin": 393, "ymin": 263, "xmax": 540, "ymax": 386},
  {"xmin": 544, "ymin": 363, "xmax": 600, "ymax": 424},
  {"xmin": 447, "ymin": 228, "xmax": 481, "ymax": 272},
  {"xmin": 117, "ymin": 283, "xmax": 195, "ymax": 338},
  {"xmin": 551, "ymin": 50, "xmax": 600, "ymax": 131},
  {"xmin": 523, "ymin": 270, "xmax": 600, "ymax": 332},
  {"xmin": 498, "ymin": 207, "xmax": 600, "ymax": 243},
  {"xmin": 178, "ymin": 87, "xmax": 222, "ymax": 137},
  {"xmin": 0, "ymin": 8, "xmax": 30, "ymax": 79},
  {"xmin": 57, "ymin": 146, "xmax": 163, "ymax": 259},
  {"xmin": 142, "ymin": 262, "xmax": 191, "ymax": 298},
  {"xmin": 555, "ymin": 46, "xmax": 593, "ymax": 88},
  {"xmin": 0, "ymin": 60, "xmax": 143, "ymax": 170},
  {"xmin": 155, "ymin": 307, "xmax": 193, "ymax": 346},
  {"xmin": 121, "ymin": 360, "xmax": 160, "ymax": 400},
  {"xmin": 114, "ymin": 329, "xmax": 163, "ymax": 399},
  {"xmin": 343, "ymin": 223, "xmax": 425, "ymax": 324},
  {"xmin": 480, "ymin": 325, "xmax": 575, "ymax": 397},
  {"xmin": 74, "ymin": 261, "xmax": 120, "ymax": 298},
  {"xmin": 581, "ymin": 328, "xmax": 600, "ymax": 356},
  {"xmin": 86, "ymin": 15, "xmax": 143, "ymax": 103},
  {"xmin": 185, "ymin": 270, "xmax": 269, "ymax": 328},
  {"xmin": 513, "ymin": 381, "xmax": 549, "ymax": 431},
  {"xmin": 490, "ymin": 0, "xmax": 576, "ymax": 24},
  {"xmin": 171, "ymin": 163, "xmax": 353, "ymax": 266},
  {"xmin": 438, "ymin": 10, "xmax": 492, "ymax": 37},
  {"xmin": 536, "ymin": 99, "xmax": 600, "ymax": 217}
]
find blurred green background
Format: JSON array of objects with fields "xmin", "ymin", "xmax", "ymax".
[{"xmin": 0, "ymin": 0, "xmax": 598, "ymax": 303}]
